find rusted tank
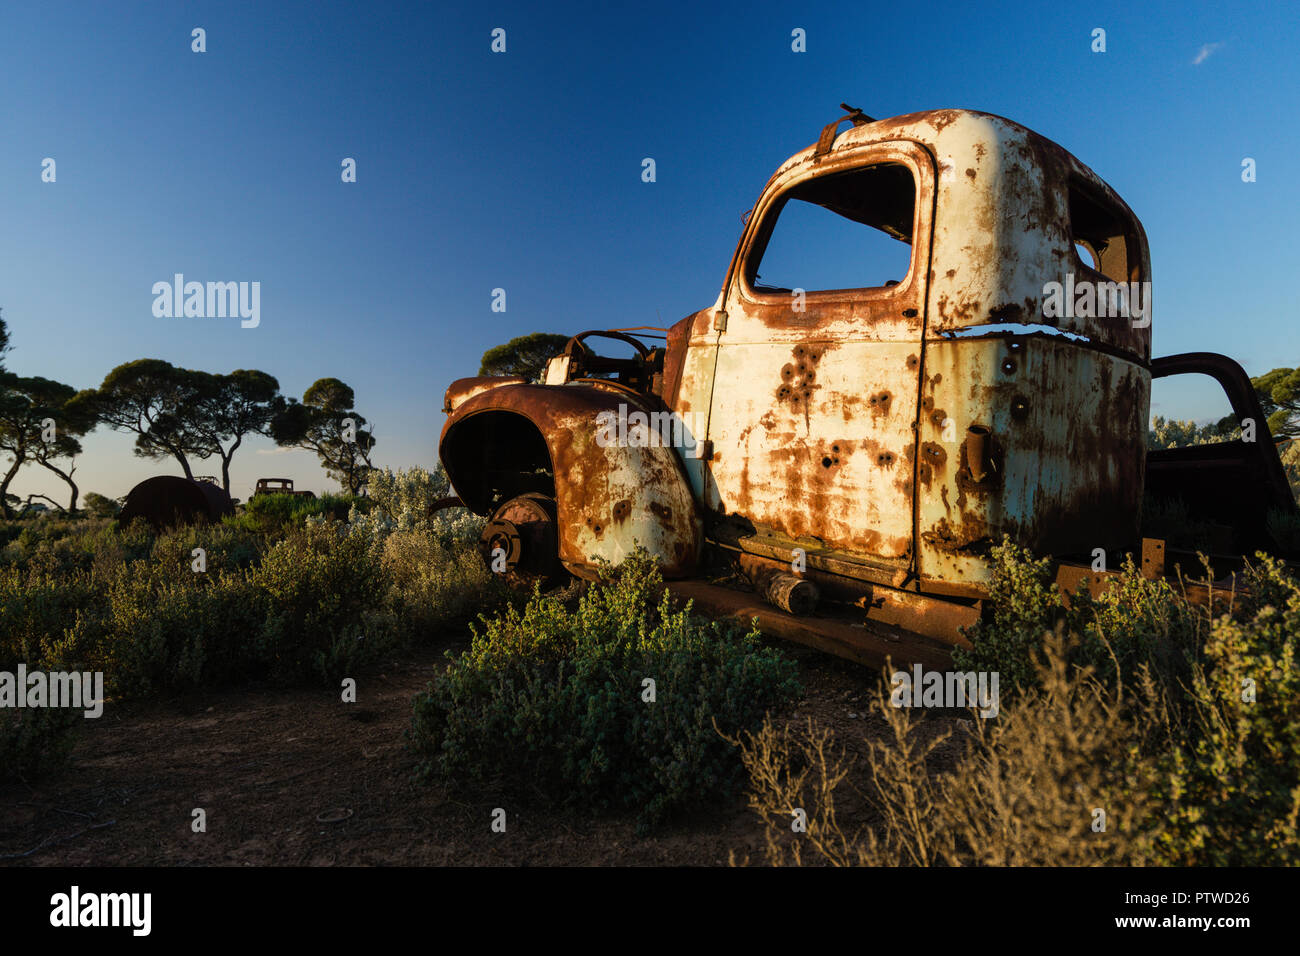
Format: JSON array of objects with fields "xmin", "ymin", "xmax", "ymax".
[
  {"xmin": 119, "ymin": 476, "xmax": 235, "ymax": 530},
  {"xmin": 438, "ymin": 106, "xmax": 1299, "ymax": 666}
]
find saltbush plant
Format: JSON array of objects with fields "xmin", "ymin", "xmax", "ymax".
[
  {"xmin": 103, "ymin": 561, "xmax": 270, "ymax": 696},
  {"xmin": 0, "ymin": 706, "xmax": 81, "ymax": 784},
  {"xmin": 408, "ymin": 550, "xmax": 801, "ymax": 829},
  {"xmin": 0, "ymin": 503, "xmax": 499, "ymax": 782},
  {"xmin": 229, "ymin": 492, "xmax": 368, "ymax": 534},
  {"xmin": 0, "ymin": 505, "xmax": 492, "ymax": 706},
  {"xmin": 346, "ymin": 465, "xmax": 484, "ymax": 549},
  {"xmin": 250, "ymin": 521, "xmax": 395, "ymax": 683},
  {"xmin": 380, "ymin": 529, "xmax": 505, "ymax": 641},
  {"xmin": 953, "ymin": 536, "xmax": 1204, "ymax": 695},
  {"xmin": 1152, "ymin": 555, "xmax": 1300, "ymax": 864}
]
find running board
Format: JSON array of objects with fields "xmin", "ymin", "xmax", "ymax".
[{"xmin": 665, "ymin": 580, "xmax": 958, "ymax": 671}]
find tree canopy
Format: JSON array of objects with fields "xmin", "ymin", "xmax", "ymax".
[
  {"xmin": 1253, "ymin": 367, "xmax": 1300, "ymax": 440},
  {"xmin": 0, "ymin": 374, "xmax": 82, "ymax": 517},
  {"xmin": 85, "ymin": 359, "xmax": 217, "ymax": 480},
  {"xmin": 0, "ymin": 310, "xmax": 375, "ymax": 504},
  {"xmin": 191, "ymin": 369, "xmax": 284, "ymax": 491},
  {"xmin": 270, "ymin": 377, "xmax": 376, "ymax": 494},
  {"xmin": 83, "ymin": 359, "xmax": 281, "ymax": 491},
  {"xmin": 478, "ymin": 333, "xmax": 570, "ymax": 381}
]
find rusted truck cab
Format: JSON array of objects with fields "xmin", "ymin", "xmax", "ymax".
[
  {"xmin": 668, "ymin": 108, "xmax": 1152, "ymax": 598},
  {"xmin": 441, "ymin": 106, "xmax": 1293, "ymax": 660}
]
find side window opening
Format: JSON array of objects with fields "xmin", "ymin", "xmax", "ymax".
[
  {"xmin": 748, "ymin": 163, "xmax": 916, "ymax": 295},
  {"xmin": 1069, "ymin": 180, "xmax": 1137, "ymax": 283}
]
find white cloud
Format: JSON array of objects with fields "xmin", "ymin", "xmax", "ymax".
[{"xmin": 1193, "ymin": 42, "xmax": 1222, "ymax": 65}]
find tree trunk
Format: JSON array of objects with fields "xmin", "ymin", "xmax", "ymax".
[
  {"xmin": 24, "ymin": 493, "xmax": 65, "ymax": 513},
  {"xmin": 173, "ymin": 449, "xmax": 194, "ymax": 480},
  {"xmin": 35, "ymin": 458, "xmax": 79, "ymax": 513},
  {"xmin": 221, "ymin": 434, "xmax": 243, "ymax": 493},
  {"xmin": 0, "ymin": 453, "xmax": 24, "ymax": 519}
]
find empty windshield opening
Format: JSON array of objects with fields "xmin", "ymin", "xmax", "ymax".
[{"xmin": 748, "ymin": 163, "xmax": 916, "ymax": 294}]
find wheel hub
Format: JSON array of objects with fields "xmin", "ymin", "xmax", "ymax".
[{"xmin": 477, "ymin": 493, "xmax": 561, "ymax": 579}]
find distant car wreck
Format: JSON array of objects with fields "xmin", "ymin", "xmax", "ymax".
[{"xmin": 119, "ymin": 475, "xmax": 235, "ymax": 530}]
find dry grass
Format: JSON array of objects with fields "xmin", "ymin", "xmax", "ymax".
[{"xmin": 728, "ymin": 632, "xmax": 1169, "ymax": 866}]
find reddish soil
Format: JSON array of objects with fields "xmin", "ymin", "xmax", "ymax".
[{"xmin": 0, "ymin": 632, "xmax": 958, "ymax": 866}]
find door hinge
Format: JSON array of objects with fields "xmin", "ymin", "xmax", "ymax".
[{"xmin": 712, "ymin": 309, "xmax": 728, "ymax": 331}]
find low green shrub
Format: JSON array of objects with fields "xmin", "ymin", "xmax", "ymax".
[
  {"xmin": 1, "ymin": 497, "xmax": 494, "ymax": 711},
  {"xmin": 954, "ymin": 537, "xmax": 1204, "ymax": 696},
  {"xmin": 950, "ymin": 540, "xmax": 1300, "ymax": 865},
  {"xmin": 346, "ymin": 466, "xmax": 483, "ymax": 549},
  {"xmin": 381, "ymin": 529, "xmax": 506, "ymax": 640},
  {"xmin": 231, "ymin": 492, "xmax": 369, "ymax": 534},
  {"xmin": 250, "ymin": 521, "xmax": 394, "ymax": 683},
  {"xmin": 103, "ymin": 562, "xmax": 270, "ymax": 696},
  {"xmin": 0, "ymin": 705, "xmax": 81, "ymax": 783},
  {"xmin": 952, "ymin": 539, "xmax": 1065, "ymax": 691},
  {"xmin": 0, "ymin": 566, "xmax": 106, "ymax": 671},
  {"xmin": 1152, "ymin": 555, "xmax": 1300, "ymax": 864},
  {"xmin": 152, "ymin": 522, "xmax": 265, "ymax": 572},
  {"xmin": 409, "ymin": 551, "xmax": 801, "ymax": 829}
]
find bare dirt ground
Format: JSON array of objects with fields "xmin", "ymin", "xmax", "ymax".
[{"xmin": 0, "ymin": 631, "xmax": 960, "ymax": 867}]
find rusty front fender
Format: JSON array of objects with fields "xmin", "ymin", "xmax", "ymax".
[{"xmin": 440, "ymin": 383, "xmax": 704, "ymax": 578}]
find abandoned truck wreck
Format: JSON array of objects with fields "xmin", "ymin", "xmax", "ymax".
[{"xmin": 438, "ymin": 106, "xmax": 1298, "ymax": 668}]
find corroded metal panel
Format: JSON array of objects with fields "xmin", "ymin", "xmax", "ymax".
[
  {"xmin": 441, "ymin": 383, "xmax": 703, "ymax": 578},
  {"xmin": 695, "ymin": 139, "xmax": 936, "ymax": 567},
  {"xmin": 915, "ymin": 334, "xmax": 1149, "ymax": 590},
  {"xmin": 747, "ymin": 108, "xmax": 1152, "ymax": 361}
]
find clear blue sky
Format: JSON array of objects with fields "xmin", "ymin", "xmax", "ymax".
[{"xmin": 1, "ymin": 0, "xmax": 1296, "ymax": 502}]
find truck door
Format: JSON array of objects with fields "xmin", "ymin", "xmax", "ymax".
[{"xmin": 702, "ymin": 140, "xmax": 935, "ymax": 571}]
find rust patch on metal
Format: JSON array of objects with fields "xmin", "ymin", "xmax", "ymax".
[
  {"xmin": 443, "ymin": 375, "xmax": 527, "ymax": 414},
  {"xmin": 921, "ymin": 442, "xmax": 947, "ymax": 469},
  {"xmin": 820, "ymin": 439, "xmax": 854, "ymax": 470},
  {"xmin": 649, "ymin": 500, "xmax": 675, "ymax": 531},
  {"xmin": 867, "ymin": 390, "xmax": 892, "ymax": 417},
  {"xmin": 923, "ymin": 514, "xmax": 993, "ymax": 554}
]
